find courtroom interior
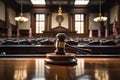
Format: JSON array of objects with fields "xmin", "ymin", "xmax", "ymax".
[
  {"xmin": 0, "ymin": 0, "xmax": 120, "ymax": 80},
  {"xmin": 0, "ymin": 0, "xmax": 120, "ymax": 54}
]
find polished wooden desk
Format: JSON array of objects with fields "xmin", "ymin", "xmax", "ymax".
[
  {"xmin": 0, "ymin": 58, "xmax": 120, "ymax": 80},
  {"xmin": 0, "ymin": 45, "xmax": 120, "ymax": 54}
]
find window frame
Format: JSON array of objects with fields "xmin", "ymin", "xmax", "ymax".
[
  {"xmin": 75, "ymin": 14, "xmax": 85, "ymax": 34},
  {"xmin": 35, "ymin": 14, "xmax": 45, "ymax": 34}
]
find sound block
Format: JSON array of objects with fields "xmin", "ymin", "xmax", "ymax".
[{"xmin": 45, "ymin": 53, "xmax": 77, "ymax": 65}]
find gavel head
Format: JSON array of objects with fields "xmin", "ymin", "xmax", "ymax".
[
  {"xmin": 55, "ymin": 33, "xmax": 67, "ymax": 55},
  {"xmin": 56, "ymin": 33, "xmax": 66, "ymax": 41}
]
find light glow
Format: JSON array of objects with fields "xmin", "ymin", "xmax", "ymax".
[
  {"xmin": 93, "ymin": 16, "xmax": 107, "ymax": 22},
  {"xmin": 93, "ymin": 0, "xmax": 107, "ymax": 22},
  {"xmin": 31, "ymin": 0, "xmax": 45, "ymax": 5},
  {"xmin": 15, "ymin": 13, "xmax": 28, "ymax": 23},
  {"xmin": 75, "ymin": 0, "xmax": 89, "ymax": 5},
  {"xmin": 15, "ymin": 0, "xmax": 28, "ymax": 23}
]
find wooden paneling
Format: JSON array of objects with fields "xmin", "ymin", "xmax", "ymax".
[
  {"xmin": 19, "ymin": 30, "xmax": 29, "ymax": 37},
  {"xmin": 31, "ymin": 8, "xmax": 50, "ymax": 13},
  {"xmin": 70, "ymin": 8, "xmax": 89, "ymax": 13},
  {"xmin": 118, "ymin": 0, "xmax": 120, "ymax": 34},
  {"xmin": 0, "ymin": 20, "xmax": 5, "ymax": 28},
  {"xmin": 0, "ymin": 45, "xmax": 120, "ymax": 54},
  {"xmin": 0, "ymin": 20, "xmax": 17, "ymax": 37},
  {"xmin": 0, "ymin": 20, "xmax": 6, "ymax": 37},
  {"xmin": 43, "ymin": 26, "xmax": 76, "ymax": 37}
]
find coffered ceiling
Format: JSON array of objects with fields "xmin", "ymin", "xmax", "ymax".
[
  {"xmin": 3, "ymin": 0, "xmax": 110, "ymax": 12},
  {"xmin": 15, "ymin": 0, "xmax": 106, "ymax": 6}
]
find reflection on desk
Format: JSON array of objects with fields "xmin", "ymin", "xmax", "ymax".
[{"xmin": 0, "ymin": 58, "xmax": 120, "ymax": 80}]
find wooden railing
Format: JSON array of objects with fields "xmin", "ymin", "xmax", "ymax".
[{"xmin": 0, "ymin": 45, "xmax": 120, "ymax": 55}]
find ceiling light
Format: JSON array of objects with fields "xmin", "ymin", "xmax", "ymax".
[
  {"xmin": 75, "ymin": 0, "xmax": 89, "ymax": 5},
  {"xmin": 31, "ymin": 0, "xmax": 45, "ymax": 5},
  {"xmin": 93, "ymin": 0, "xmax": 107, "ymax": 22},
  {"xmin": 15, "ymin": 0, "xmax": 28, "ymax": 23}
]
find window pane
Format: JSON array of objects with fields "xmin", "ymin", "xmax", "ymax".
[
  {"xmin": 80, "ymin": 14, "xmax": 84, "ymax": 21},
  {"xmin": 35, "ymin": 14, "xmax": 45, "ymax": 33},
  {"xmin": 75, "ymin": 22, "xmax": 80, "ymax": 33},
  {"xmin": 75, "ymin": 14, "xmax": 80, "ymax": 21},
  {"xmin": 80, "ymin": 23, "xmax": 84, "ymax": 33},
  {"xmin": 75, "ymin": 14, "xmax": 84, "ymax": 34},
  {"xmin": 36, "ymin": 14, "xmax": 39, "ymax": 20},
  {"xmin": 75, "ymin": 22, "xmax": 80, "ymax": 28},
  {"xmin": 40, "ymin": 22, "xmax": 45, "ymax": 33},
  {"xmin": 40, "ymin": 14, "xmax": 45, "ymax": 20},
  {"xmin": 36, "ymin": 22, "xmax": 38, "ymax": 33}
]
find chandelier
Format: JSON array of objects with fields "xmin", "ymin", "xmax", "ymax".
[
  {"xmin": 15, "ymin": 0, "xmax": 28, "ymax": 23},
  {"xmin": 93, "ymin": 0, "xmax": 107, "ymax": 22}
]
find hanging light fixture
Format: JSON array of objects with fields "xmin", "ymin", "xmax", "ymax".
[
  {"xmin": 15, "ymin": 0, "xmax": 28, "ymax": 23},
  {"xmin": 93, "ymin": 0, "xmax": 107, "ymax": 22},
  {"xmin": 56, "ymin": 6, "xmax": 64, "ymax": 26}
]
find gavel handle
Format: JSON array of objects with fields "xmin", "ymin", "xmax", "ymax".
[{"xmin": 66, "ymin": 44, "xmax": 92, "ymax": 54}]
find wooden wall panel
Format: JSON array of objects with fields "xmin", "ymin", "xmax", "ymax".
[{"xmin": 19, "ymin": 30, "xmax": 29, "ymax": 37}]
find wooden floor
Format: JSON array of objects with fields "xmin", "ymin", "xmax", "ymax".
[{"xmin": 0, "ymin": 57, "xmax": 120, "ymax": 80}]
